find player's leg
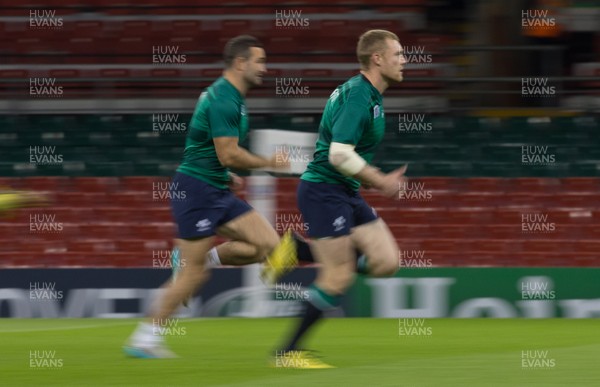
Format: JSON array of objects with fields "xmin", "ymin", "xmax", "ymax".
[
  {"xmin": 212, "ymin": 240, "xmax": 261, "ymax": 265},
  {"xmin": 350, "ymin": 218, "xmax": 399, "ymax": 276},
  {"xmin": 272, "ymin": 235, "xmax": 352, "ymax": 369},
  {"xmin": 266, "ymin": 195, "xmax": 383, "ymax": 276},
  {"xmin": 274, "ymin": 181, "xmax": 355, "ymax": 368},
  {"xmin": 125, "ymin": 173, "xmax": 220, "ymax": 358},
  {"xmin": 289, "ymin": 231, "xmax": 369, "ymax": 272},
  {"xmin": 124, "ymin": 236, "xmax": 214, "ymax": 358},
  {"xmin": 210, "ymin": 193, "xmax": 299, "ymax": 283},
  {"xmin": 279, "ymin": 236, "xmax": 355, "ymax": 349},
  {"xmin": 348, "ymin": 194, "xmax": 399, "ymax": 276},
  {"xmin": 172, "ymin": 238, "xmax": 261, "ymax": 268},
  {"xmin": 215, "ymin": 194, "xmax": 309, "ymax": 275},
  {"xmin": 214, "ymin": 230, "xmax": 314, "ymax": 266},
  {"xmin": 173, "ymin": 230, "xmax": 312, "ymax": 275},
  {"xmin": 216, "ymin": 207, "xmax": 281, "ymax": 263},
  {"xmin": 170, "ymin": 193, "xmax": 301, "ymax": 306},
  {"xmin": 153, "ymin": 237, "xmax": 213, "ymax": 319}
]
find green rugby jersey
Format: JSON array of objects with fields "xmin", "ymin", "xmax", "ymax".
[
  {"xmin": 177, "ymin": 77, "xmax": 248, "ymax": 189},
  {"xmin": 302, "ymin": 74, "xmax": 385, "ymax": 191}
]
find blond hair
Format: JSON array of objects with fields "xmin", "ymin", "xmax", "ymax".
[{"xmin": 356, "ymin": 29, "xmax": 399, "ymax": 69}]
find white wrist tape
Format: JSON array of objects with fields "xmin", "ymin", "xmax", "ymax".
[{"xmin": 329, "ymin": 142, "xmax": 367, "ymax": 176}]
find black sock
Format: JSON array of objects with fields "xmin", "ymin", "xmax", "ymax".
[
  {"xmin": 283, "ymin": 300, "xmax": 323, "ymax": 352},
  {"xmin": 281, "ymin": 285, "xmax": 342, "ymax": 353},
  {"xmin": 293, "ymin": 232, "xmax": 315, "ymax": 263}
]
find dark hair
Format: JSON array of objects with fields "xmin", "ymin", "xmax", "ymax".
[{"xmin": 223, "ymin": 35, "xmax": 263, "ymax": 68}]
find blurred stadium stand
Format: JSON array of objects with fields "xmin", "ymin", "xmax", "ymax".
[{"xmin": 0, "ymin": 0, "xmax": 598, "ymax": 267}]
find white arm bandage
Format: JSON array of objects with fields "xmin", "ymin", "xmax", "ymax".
[{"xmin": 329, "ymin": 142, "xmax": 367, "ymax": 176}]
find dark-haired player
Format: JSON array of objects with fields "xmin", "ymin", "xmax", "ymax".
[{"xmin": 124, "ymin": 35, "xmax": 296, "ymax": 358}]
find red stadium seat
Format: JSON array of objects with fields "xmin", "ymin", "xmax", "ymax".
[
  {"xmin": 165, "ymin": 20, "xmax": 202, "ymax": 37},
  {"xmin": 79, "ymin": 223, "xmax": 133, "ymax": 238},
  {"xmin": 552, "ymin": 193, "xmax": 600, "ymax": 208},
  {"xmin": 419, "ymin": 177, "xmax": 457, "ymax": 191},
  {"xmin": 106, "ymin": 192, "xmax": 152, "ymax": 206},
  {"xmin": 93, "ymin": 207, "xmax": 137, "ymax": 222},
  {"xmin": 453, "ymin": 193, "xmax": 499, "ymax": 207},
  {"xmin": 120, "ymin": 20, "xmax": 155, "ymax": 37},
  {"xmin": 71, "ymin": 177, "xmax": 120, "ymax": 192},
  {"xmin": 468, "ymin": 239, "xmax": 520, "ymax": 254},
  {"xmin": 511, "ymin": 177, "xmax": 561, "ymax": 193},
  {"xmin": 421, "ymin": 238, "xmax": 471, "ymax": 253},
  {"xmin": 430, "ymin": 224, "xmax": 477, "ymax": 239},
  {"xmin": 3, "ymin": 172, "xmax": 598, "ymax": 268},
  {"xmin": 0, "ymin": 225, "xmax": 23, "ymax": 240},
  {"xmin": 220, "ymin": 20, "xmax": 253, "ymax": 36},
  {"xmin": 388, "ymin": 224, "xmax": 432, "ymax": 238},
  {"xmin": 0, "ymin": 252, "xmax": 36, "ymax": 266},
  {"xmin": 136, "ymin": 222, "xmax": 176, "ymax": 239},
  {"xmin": 116, "ymin": 239, "xmax": 170, "ymax": 253},
  {"xmin": 120, "ymin": 176, "xmax": 168, "ymax": 191},
  {"xmin": 521, "ymin": 239, "xmax": 566, "ymax": 253},
  {"xmin": 463, "ymin": 177, "xmax": 506, "ymax": 193},
  {"xmin": 72, "ymin": 20, "xmax": 105, "ymax": 38},
  {"xmin": 21, "ymin": 176, "xmax": 71, "ymax": 191},
  {"xmin": 67, "ymin": 239, "xmax": 118, "ymax": 253},
  {"xmin": 201, "ymin": 68, "xmax": 224, "ymax": 78},
  {"xmin": 54, "ymin": 192, "xmax": 110, "ymax": 206},
  {"xmin": 560, "ymin": 178, "xmax": 600, "ymax": 192}
]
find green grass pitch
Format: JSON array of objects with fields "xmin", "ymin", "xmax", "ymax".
[{"xmin": 1, "ymin": 318, "xmax": 598, "ymax": 386}]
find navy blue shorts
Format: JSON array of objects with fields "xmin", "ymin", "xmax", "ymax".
[
  {"xmin": 170, "ymin": 172, "xmax": 252, "ymax": 239},
  {"xmin": 297, "ymin": 180, "xmax": 378, "ymax": 238}
]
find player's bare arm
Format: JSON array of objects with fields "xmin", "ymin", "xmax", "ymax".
[
  {"xmin": 328, "ymin": 141, "xmax": 407, "ymax": 198},
  {"xmin": 227, "ymin": 172, "xmax": 244, "ymax": 191},
  {"xmin": 214, "ymin": 137, "xmax": 288, "ymax": 170}
]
